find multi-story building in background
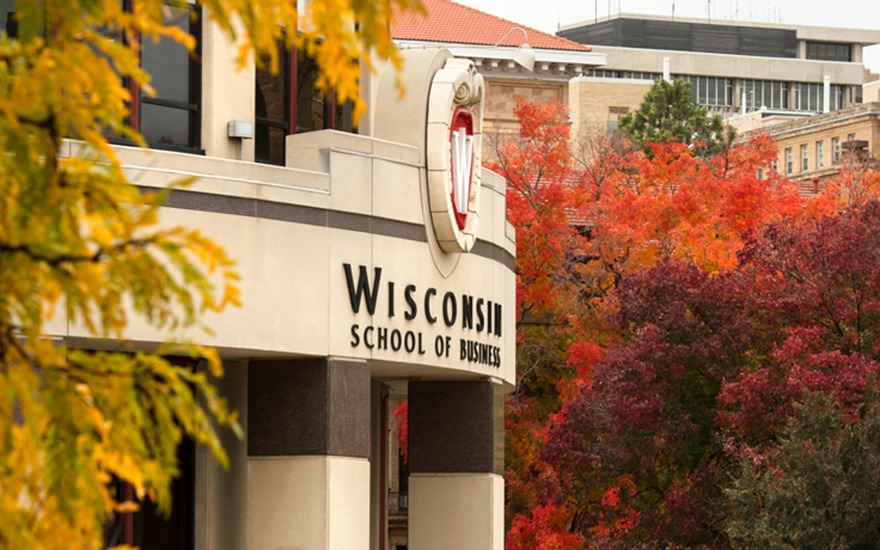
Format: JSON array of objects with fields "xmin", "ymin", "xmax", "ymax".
[
  {"xmin": 558, "ymin": 13, "xmax": 880, "ymax": 138},
  {"xmin": 735, "ymin": 102, "xmax": 880, "ymax": 194}
]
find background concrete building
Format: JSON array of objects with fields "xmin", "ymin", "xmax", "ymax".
[{"xmin": 559, "ymin": 13, "xmax": 880, "ymax": 139}]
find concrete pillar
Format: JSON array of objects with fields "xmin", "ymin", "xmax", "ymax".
[
  {"xmin": 246, "ymin": 358, "xmax": 371, "ymax": 550},
  {"xmin": 824, "ymin": 75, "xmax": 831, "ymax": 113},
  {"xmin": 200, "ymin": 14, "xmax": 255, "ymax": 161},
  {"xmin": 195, "ymin": 360, "xmax": 248, "ymax": 550},
  {"xmin": 407, "ymin": 380, "xmax": 505, "ymax": 550}
]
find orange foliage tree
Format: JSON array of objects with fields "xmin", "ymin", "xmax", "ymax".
[{"xmin": 489, "ymin": 98, "xmax": 815, "ymax": 547}]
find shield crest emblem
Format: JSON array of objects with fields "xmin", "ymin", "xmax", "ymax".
[{"xmin": 450, "ymin": 108, "xmax": 474, "ymax": 230}]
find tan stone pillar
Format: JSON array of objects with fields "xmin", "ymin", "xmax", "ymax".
[
  {"xmin": 407, "ymin": 380, "xmax": 505, "ymax": 550},
  {"xmin": 246, "ymin": 358, "xmax": 371, "ymax": 550}
]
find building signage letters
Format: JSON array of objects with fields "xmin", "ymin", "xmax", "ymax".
[{"xmin": 343, "ymin": 263, "xmax": 502, "ymax": 368}]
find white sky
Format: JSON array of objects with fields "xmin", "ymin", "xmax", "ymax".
[{"xmin": 456, "ymin": 0, "xmax": 880, "ymax": 73}]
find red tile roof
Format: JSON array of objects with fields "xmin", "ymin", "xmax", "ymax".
[{"xmin": 393, "ymin": 0, "xmax": 590, "ymax": 52}]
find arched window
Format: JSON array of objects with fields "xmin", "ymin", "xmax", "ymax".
[{"xmin": 255, "ymin": 41, "xmax": 356, "ymax": 166}]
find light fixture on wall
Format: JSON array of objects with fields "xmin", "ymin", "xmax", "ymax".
[{"xmin": 493, "ymin": 27, "xmax": 536, "ymax": 72}]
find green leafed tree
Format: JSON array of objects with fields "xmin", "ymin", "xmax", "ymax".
[
  {"xmin": 726, "ymin": 391, "xmax": 880, "ymax": 549},
  {"xmin": 0, "ymin": 0, "xmax": 420, "ymax": 548},
  {"xmin": 618, "ymin": 78, "xmax": 729, "ymax": 157}
]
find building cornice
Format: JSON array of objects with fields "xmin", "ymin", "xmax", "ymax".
[
  {"xmin": 560, "ymin": 13, "xmax": 880, "ymax": 46},
  {"xmin": 397, "ymin": 40, "xmax": 607, "ymax": 79},
  {"xmin": 760, "ymin": 103, "xmax": 880, "ymax": 138}
]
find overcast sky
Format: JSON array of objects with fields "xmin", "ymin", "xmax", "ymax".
[{"xmin": 456, "ymin": 0, "xmax": 880, "ymax": 73}]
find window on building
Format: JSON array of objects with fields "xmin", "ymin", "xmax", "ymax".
[
  {"xmin": 255, "ymin": 41, "xmax": 290, "ymax": 166},
  {"xmin": 800, "ymin": 144, "xmax": 808, "ymax": 172},
  {"xmin": 4, "ymin": 1, "xmax": 201, "ymax": 151},
  {"xmin": 1, "ymin": 0, "xmax": 17, "ymax": 36},
  {"xmin": 757, "ymin": 168, "xmax": 765, "ymax": 180},
  {"xmin": 832, "ymin": 137, "xmax": 841, "ymax": 162},
  {"xmin": 771, "ymin": 160, "xmax": 778, "ymax": 173},
  {"xmin": 105, "ymin": 439, "xmax": 195, "ymax": 550},
  {"xmin": 806, "ymin": 41, "xmax": 852, "ymax": 62},
  {"xmin": 104, "ymin": 357, "xmax": 199, "ymax": 550},
  {"xmin": 742, "ymin": 79, "xmax": 789, "ymax": 111},
  {"xmin": 586, "ymin": 69, "xmax": 622, "ymax": 78},
  {"xmin": 795, "ymin": 83, "xmax": 820, "ymax": 112},
  {"xmin": 830, "ymin": 84, "xmax": 844, "ymax": 111},
  {"xmin": 847, "ymin": 132, "xmax": 857, "ymax": 142},
  {"xmin": 254, "ymin": 40, "xmax": 357, "ymax": 165},
  {"xmin": 816, "ymin": 141, "xmax": 824, "ymax": 168},
  {"xmin": 678, "ymin": 75, "xmax": 733, "ymax": 107},
  {"xmin": 626, "ymin": 71, "xmax": 661, "ymax": 80},
  {"xmin": 785, "ymin": 148, "xmax": 793, "ymax": 174},
  {"xmin": 0, "ymin": 0, "xmax": 44, "ymax": 38},
  {"xmin": 794, "ymin": 82, "xmax": 844, "ymax": 112},
  {"xmin": 853, "ymin": 86, "xmax": 863, "ymax": 105},
  {"xmin": 137, "ymin": 2, "xmax": 201, "ymax": 151}
]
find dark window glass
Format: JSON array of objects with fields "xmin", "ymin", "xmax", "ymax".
[
  {"xmin": 105, "ymin": 359, "xmax": 197, "ymax": 550},
  {"xmin": 255, "ymin": 125, "xmax": 287, "ymax": 166},
  {"xmin": 294, "ymin": 49, "xmax": 357, "ymax": 133},
  {"xmin": 678, "ymin": 75, "xmax": 732, "ymax": 107},
  {"xmin": 255, "ymin": 41, "xmax": 289, "ymax": 165},
  {"xmin": 333, "ymin": 96, "xmax": 355, "ymax": 133},
  {"xmin": 255, "ymin": 41, "xmax": 357, "ymax": 165},
  {"xmin": 1, "ymin": 0, "xmax": 16, "ymax": 36},
  {"xmin": 142, "ymin": 6, "xmax": 191, "ymax": 104},
  {"xmin": 140, "ymin": 103, "xmax": 194, "ymax": 149},
  {"xmin": 1, "ymin": 0, "xmax": 45, "ymax": 38},
  {"xmin": 806, "ymin": 41, "xmax": 852, "ymax": 62},
  {"xmin": 139, "ymin": 3, "xmax": 200, "ymax": 151},
  {"xmin": 629, "ymin": 71, "xmax": 660, "ymax": 80},
  {"xmin": 586, "ymin": 69, "xmax": 621, "ymax": 78},
  {"xmin": 135, "ymin": 438, "xmax": 195, "ymax": 550},
  {"xmin": 295, "ymin": 49, "xmax": 326, "ymax": 133}
]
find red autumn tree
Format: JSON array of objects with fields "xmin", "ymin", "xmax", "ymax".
[
  {"xmin": 487, "ymin": 100, "xmax": 589, "ymax": 533},
  {"xmin": 393, "ymin": 400, "xmax": 408, "ymax": 463},
  {"xmin": 544, "ymin": 261, "xmax": 763, "ymax": 546},
  {"xmin": 542, "ymin": 197, "xmax": 880, "ymax": 546},
  {"xmin": 719, "ymin": 199, "xmax": 880, "ymax": 437},
  {"xmin": 507, "ymin": 502, "xmax": 585, "ymax": 550},
  {"xmin": 488, "ymin": 99, "xmax": 580, "ymax": 323},
  {"xmin": 489, "ymin": 99, "xmax": 807, "ymax": 539}
]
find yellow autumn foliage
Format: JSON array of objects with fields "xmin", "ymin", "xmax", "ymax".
[{"xmin": 0, "ymin": 0, "xmax": 421, "ymax": 548}]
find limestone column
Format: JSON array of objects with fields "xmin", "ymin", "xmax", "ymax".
[
  {"xmin": 246, "ymin": 358, "xmax": 371, "ymax": 550},
  {"xmin": 407, "ymin": 380, "xmax": 505, "ymax": 550}
]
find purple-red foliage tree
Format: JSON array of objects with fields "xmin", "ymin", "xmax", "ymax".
[{"xmin": 543, "ymin": 200, "xmax": 880, "ymax": 546}]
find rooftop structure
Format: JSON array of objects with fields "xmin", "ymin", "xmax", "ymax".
[
  {"xmin": 393, "ymin": 0, "xmax": 604, "ymax": 79},
  {"xmin": 561, "ymin": 14, "xmax": 880, "ymax": 138}
]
